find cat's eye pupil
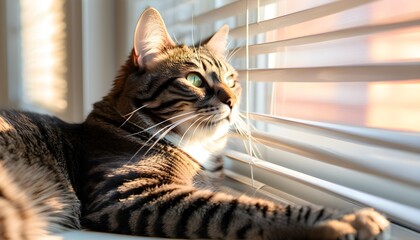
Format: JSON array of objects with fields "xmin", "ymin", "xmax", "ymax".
[{"xmin": 186, "ymin": 73, "xmax": 203, "ymax": 87}]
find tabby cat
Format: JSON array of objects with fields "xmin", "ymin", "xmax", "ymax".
[{"xmin": 0, "ymin": 7, "xmax": 390, "ymax": 240}]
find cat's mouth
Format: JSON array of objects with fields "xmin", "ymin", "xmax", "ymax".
[{"xmin": 207, "ymin": 109, "xmax": 232, "ymax": 125}]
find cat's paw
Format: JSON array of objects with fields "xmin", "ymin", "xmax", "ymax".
[
  {"xmin": 311, "ymin": 208, "xmax": 390, "ymax": 240},
  {"xmin": 339, "ymin": 208, "xmax": 390, "ymax": 239}
]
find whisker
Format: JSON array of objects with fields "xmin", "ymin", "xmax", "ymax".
[
  {"xmin": 225, "ymin": 39, "xmax": 234, "ymax": 59},
  {"xmin": 128, "ymin": 124, "xmax": 172, "ymax": 163},
  {"xmin": 127, "ymin": 111, "xmax": 195, "ymax": 137},
  {"xmin": 196, "ymin": 45, "xmax": 202, "ymax": 65},
  {"xmin": 119, "ymin": 104, "xmax": 149, "ymax": 128},
  {"xmin": 143, "ymin": 115, "xmax": 197, "ymax": 156},
  {"xmin": 192, "ymin": 115, "xmax": 212, "ymax": 138},
  {"xmin": 188, "ymin": 115, "xmax": 213, "ymax": 149},
  {"xmin": 226, "ymin": 38, "xmax": 245, "ymax": 60},
  {"xmin": 122, "ymin": 104, "xmax": 148, "ymax": 117},
  {"xmin": 172, "ymin": 33, "xmax": 180, "ymax": 45},
  {"xmin": 233, "ymin": 122, "xmax": 247, "ymax": 138},
  {"xmin": 227, "ymin": 46, "xmax": 243, "ymax": 62},
  {"xmin": 179, "ymin": 115, "xmax": 205, "ymax": 146},
  {"xmin": 191, "ymin": 10, "xmax": 196, "ymax": 50},
  {"xmin": 128, "ymin": 114, "xmax": 197, "ymax": 163},
  {"xmin": 234, "ymin": 115, "xmax": 263, "ymax": 159}
]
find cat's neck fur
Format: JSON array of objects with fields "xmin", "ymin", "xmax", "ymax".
[{"xmin": 165, "ymin": 133, "xmax": 227, "ymax": 171}]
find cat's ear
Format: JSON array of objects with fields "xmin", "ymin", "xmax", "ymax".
[
  {"xmin": 206, "ymin": 24, "xmax": 229, "ymax": 57},
  {"xmin": 133, "ymin": 7, "xmax": 175, "ymax": 68}
]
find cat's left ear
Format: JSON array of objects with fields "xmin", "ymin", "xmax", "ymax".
[
  {"xmin": 133, "ymin": 7, "xmax": 175, "ymax": 68},
  {"xmin": 206, "ymin": 24, "xmax": 229, "ymax": 57}
]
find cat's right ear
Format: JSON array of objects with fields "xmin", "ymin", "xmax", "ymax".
[{"xmin": 133, "ymin": 7, "xmax": 175, "ymax": 69}]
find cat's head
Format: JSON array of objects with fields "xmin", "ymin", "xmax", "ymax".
[{"xmin": 111, "ymin": 7, "xmax": 241, "ymax": 146}]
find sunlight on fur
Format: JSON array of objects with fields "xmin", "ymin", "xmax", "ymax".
[{"xmin": 0, "ymin": 117, "xmax": 12, "ymax": 131}]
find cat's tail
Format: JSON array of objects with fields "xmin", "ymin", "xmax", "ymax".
[{"xmin": 0, "ymin": 159, "xmax": 80, "ymax": 240}]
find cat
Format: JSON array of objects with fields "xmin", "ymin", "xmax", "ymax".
[{"xmin": 0, "ymin": 7, "xmax": 390, "ymax": 240}]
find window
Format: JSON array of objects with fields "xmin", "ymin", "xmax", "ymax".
[
  {"xmin": 20, "ymin": 0, "xmax": 68, "ymax": 113},
  {"xmin": 2, "ymin": 0, "xmax": 419, "ymax": 239},
  {"xmin": 136, "ymin": 0, "xmax": 419, "ymax": 238},
  {"xmin": 2, "ymin": 0, "xmax": 83, "ymax": 122}
]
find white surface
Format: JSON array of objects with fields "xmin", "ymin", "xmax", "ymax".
[{"xmin": 58, "ymin": 230, "xmax": 164, "ymax": 240}]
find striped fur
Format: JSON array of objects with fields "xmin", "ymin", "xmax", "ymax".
[
  {"xmin": 0, "ymin": 111, "xmax": 81, "ymax": 239},
  {"xmin": 80, "ymin": 7, "xmax": 390, "ymax": 240}
]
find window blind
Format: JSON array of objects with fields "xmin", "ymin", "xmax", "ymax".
[
  {"xmin": 19, "ymin": 0, "xmax": 68, "ymax": 113},
  {"xmin": 134, "ymin": 0, "xmax": 420, "ymax": 236},
  {"xmin": 2, "ymin": 0, "xmax": 84, "ymax": 123}
]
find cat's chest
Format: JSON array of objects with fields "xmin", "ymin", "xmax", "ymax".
[
  {"xmin": 181, "ymin": 144, "xmax": 213, "ymax": 168},
  {"xmin": 165, "ymin": 135, "xmax": 226, "ymax": 171},
  {"xmin": 181, "ymin": 144, "xmax": 226, "ymax": 173}
]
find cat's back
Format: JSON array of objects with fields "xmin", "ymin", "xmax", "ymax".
[
  {"xmin": 0, "ymin": 110, "xmax": 82, "ymax": 239},
  {"xmin": 1, "ymin": 110, "xmax": 79, "ymax": 156},
  {"xmin": 0, "ymin": 110, "xmax": 81, "ymax": 180}
]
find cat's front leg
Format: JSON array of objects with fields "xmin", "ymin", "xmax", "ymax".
[{"xmin": 83, "ymin": 183, "xmax": 389, "ymax": 240}]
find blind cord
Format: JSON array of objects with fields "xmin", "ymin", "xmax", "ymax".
[{"xmin": 244, "ymin": 0, "xmax": 256, "ymax": 188}]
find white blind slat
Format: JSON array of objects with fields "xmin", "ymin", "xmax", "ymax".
[
  {"xmin": 233, "ymin": 17, "xmax": 420, "ymax": 57},
  {"xmin": 172, "ymin": 0, "xmax": 278, "ymax": 27},
  {"xmin": 237, "ymin": 63, "xmax": 420, "ymax": 82},
  {"xmin": 166, "ymin": 0, "xmax": 276, "ymax": 39},
  {"xmin": 230, "ymin": 0, "xmax": 377, "ymax": 38},
  {"xmin": 231, "ymin": 130, "xmax": 420, "ymax": 187},
  {"xmin": 248, "ymin": 112, "xmax": 420, "ymax": 154}
]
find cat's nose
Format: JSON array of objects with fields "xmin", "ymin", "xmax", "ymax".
[
  {"xmin": 216, "ymin": 88, "xmax": 236, "ymax": 109},
  {"xmin": 225, "ymin": 98, "xmax": 235, "ymax": 109}
]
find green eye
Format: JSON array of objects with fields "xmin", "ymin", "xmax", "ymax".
[
  {"xmin": 186, "ymin": 73, "xmax": 203, "ymax": 87},
  {"xmin": 226, "ymin": 75, "xmax": 235, "ymax": 88}
]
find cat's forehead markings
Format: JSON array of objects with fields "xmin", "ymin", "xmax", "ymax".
[
  {"xmin": 183, "ymin": 61, "xmax": 200, "ymax": 69},
  {"xmin": 210, "ymin": 72, "xmax": 220, "ymax": 83}
]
